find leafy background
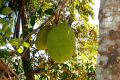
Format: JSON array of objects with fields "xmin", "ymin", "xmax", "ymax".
[{"xmin": 0, "ymin": 0, "xmax": 98, "ymax": 80}]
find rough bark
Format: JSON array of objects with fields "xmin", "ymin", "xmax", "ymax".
[{"xmin": 96, "ymin": 0, "xmax": 120, "ymax": 80}]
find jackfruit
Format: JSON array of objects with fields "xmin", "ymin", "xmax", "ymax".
[
  {"xmin": 47, "ymin": 23, "xmax": 75, "ymax": 63},
  {"xmin": 35, "ymin": 27, "xmax": 49, "ymax": 50}
]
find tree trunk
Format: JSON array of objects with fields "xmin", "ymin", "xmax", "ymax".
[
  {"xmin": 20, "ymin": 0, "xmax": 35, "ymax": 80},
  {"xmin": 96, "ymin": 0, "xmax": 120, "ymax": 80}
]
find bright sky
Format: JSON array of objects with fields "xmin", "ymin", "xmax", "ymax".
[{"xmin": 89, "ymin": 0, "xmax": 100, "ymax": 24}]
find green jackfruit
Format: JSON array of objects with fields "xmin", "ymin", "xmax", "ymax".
[
  {"xmin": 35, "ymin": 27, "xmax": 49, "ymax": 50},
  {"xmin": 47, "ymin": 23, "xmax": 75, "ymax": 63}
]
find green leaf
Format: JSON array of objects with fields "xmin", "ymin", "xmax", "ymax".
[
  {"xmin": 30, "ymin": 16, "xmax": 36, "ymax": 26},
  {"xmin": 22, "ymin": 42, "xmax": 30, "ymax": 48},
  {"xmin": 0, "ymin": 49, "xmax": 10, "ymax": 59},
  {"xmin": 2, "ymin": 7, "xmax": 13, "ymax": 15},
  {"xmin": 17, "ymin": 48, "xmax": 23, "ymax": 53},
  {"xmin": 1, "ymin": 26, "xmax": 9, "ymax": 33},
  {"xmin": 0, "ymin": 18, "xmax": 8, "ymax": 26},
  {"xmin": 28, "ymin": 28, "xmax": 33, "ymax": 32},
  {"xmin": 0, "ymin": 0, "xmax": 4, "ymax": 8},
  {"xmin": 9, "ymin": 38, "xmax": 21, "ymax": 47},
  {"xmin": 0, "ymin": 40, "xmax": 5, "ymax": 47},
  {"xmin": 37, "ymin": 8, "xmax": 42, "ymax": 14},
  {"xmin": 44, "ymin": 8, "xmax": 54, "ymax": 15},
  {"xmin": 88, "ymin": 0, "xmax": 95, "ymax": 5},
  {"xmin": 4, "ymin": 27, "xmax": 12, "ymax": 38},
  {"xmin": 0, "ymin": 36, "xmax": 2, "ymax": 40}
]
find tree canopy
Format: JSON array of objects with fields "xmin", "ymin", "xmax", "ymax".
[{"xmin": 0, "ymin": 0, "xmax": 98, "ymax": 80}]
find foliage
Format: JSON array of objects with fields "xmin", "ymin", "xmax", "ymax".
[{"xmin": 0, "ymin": 0, "xmax": 98, "ymax": 80}]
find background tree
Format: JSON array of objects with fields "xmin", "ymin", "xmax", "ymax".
[
  {"xmin": 96, "ymin": 0, "xmax": 120, "ymax": 80},
  {"xmin": 0, "ymin": 0, "xmax": 98, "ymax": 80}
]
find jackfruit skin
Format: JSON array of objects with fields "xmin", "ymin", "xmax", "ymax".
[
  {"xmin": 47, "ymin": 23, "xmax": 75, "ymax": 63},
  {"xmin": 35, "ymin": 27, "xmax": 49, "ymax": 50}
]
